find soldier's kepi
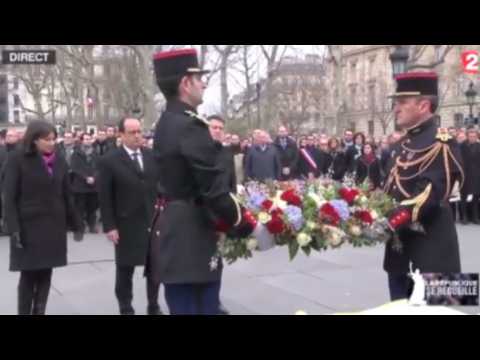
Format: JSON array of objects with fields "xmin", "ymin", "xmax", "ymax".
[
  {"xmin": 383, "ymin": 71, "xmax": 465, "ymax": 301},
  {"xmin": 146, "ymin": 48, "xmax": 256, "ymax": 315}
]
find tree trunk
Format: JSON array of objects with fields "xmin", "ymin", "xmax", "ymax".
[{"xmin": 220, "ymin": 56, "xmax": 229, "ymax": 116}]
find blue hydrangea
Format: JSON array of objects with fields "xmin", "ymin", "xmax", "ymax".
[
  {"xmin": 284, "ymin": 205, "xmax": 304, "ymax": 232},
  {"xmin": 330, "ymin": 200, "xmax": 350, "ymax": 221},
  {"xmin": 247, "ymin": 191, "xmax": 267, "ymax": 212}
]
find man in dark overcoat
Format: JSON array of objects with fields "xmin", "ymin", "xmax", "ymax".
[{"xmin": 98, "ymin": 118, "xmax": 161, "ymax": 315}]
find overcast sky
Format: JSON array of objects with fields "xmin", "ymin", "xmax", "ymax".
[{"xmin": 199, "ymin": 45, "xmax": 326, "ymax": 115}]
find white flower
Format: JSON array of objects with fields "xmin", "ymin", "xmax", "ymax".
[
  {"xmin": 358, "ymin": 196, "xmax": 368, "ymax": 206},
  {"xmin": 308, "ymin": 193, "xmax": 323, "ymax": 208},
  {"xmin": 246, "ymin": 238, "xmax": 258, "ymax": 251},
  {"xmin": 349, "ymin": 225, "xmax": 362, "ymax": 237},
  {"xmin": 323, "ymin": 225, "xmax": 345, "ymax": 247},
  {"xmin": 297, "ymin": 233, "xmax": 312, "ymax": 248},
  {"xmin": 370, "ymin": 210, "xmax": 378, "ymax": 220},
  {"xmin": 258, "ymin": 212, "xmax": 272, "ymax": 224},
  {"xmin": 272, "ymin": 191, "xmax": 288, "ymax": 210},
  {"xmin": 306, "ymin": 221, "xmax": 317, "ymax": 231}
]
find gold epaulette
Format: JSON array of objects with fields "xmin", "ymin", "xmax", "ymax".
[
  {"xmin": 400, "ymin": 184, "xmax": 432, "ymax": 222},
  {"xmin": 185, "ymin": 110, "xmax": 211, "ymax": 127},
  {"xmin": 384, "ymin": 137, "xmax": 465, "ymax": 202}
]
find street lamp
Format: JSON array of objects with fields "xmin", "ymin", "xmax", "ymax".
[
  {"xmin": 389, "ymin": 46, "xmax": 409, "ymax": 78},
  {"xmin": 465, "ymin": 81, "xmax": 477, "ymax": 124}
]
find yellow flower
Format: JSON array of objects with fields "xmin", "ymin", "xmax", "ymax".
[
  {"xmin": 258, "ymin": 212, "xmax": 272, "ymax": 224},
  {"xmin": 297, "ymin": 233, "xmax": 312, "ymax": 247}
]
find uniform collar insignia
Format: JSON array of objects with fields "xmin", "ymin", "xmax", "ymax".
[
  {"xmin": 436, "ymin": 127, "xmax": 452, "ymax": 143},
  {"xmin": 185, "ymin": 110, "xmax": 211, "ymax": 127}
]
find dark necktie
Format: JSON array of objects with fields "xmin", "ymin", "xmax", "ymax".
[{"xmin": 132, "ymin": 152, "xmax": 143, "ymax": 173}]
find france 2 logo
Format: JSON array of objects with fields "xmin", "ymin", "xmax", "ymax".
[{"xmin": 462, "ymin": 50, "xmax": 479, "ymax": 74}]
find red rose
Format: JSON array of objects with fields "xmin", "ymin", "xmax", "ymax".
[
  {"xmin": 243, "ymin": 210, "xmax": 258, "ymax": 228},
  {"xmin": 281, "ymin": 189, "xmax": 302, "ymax": 207},
  {"xmin": 354, "ymin": 210, "xmax": 373, "ymax": 225},
  {"xmin": 266, "ymin": 216, "xmax": 285, "ymax": 234},
  {"xmin": 339, "ymin": 188, "xmax": 359, "ymax": 205},
  {"xmin": 271, "ymin": 208, "xmax": 284, "ymax": 217},
  {"xmin": 261, "ymin": 200, "xmax": 273, "ymax": 211},
  {"xmin": 319, "ymin": 203, "xmax": 341, "ymax": 226}
]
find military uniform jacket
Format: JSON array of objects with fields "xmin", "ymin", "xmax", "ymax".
[
  {"xmin": 383, "ymin": 117, "xmax": 464, "ymax": 274},
  {"xmin": 148, "ymin": 100, "xmax": 241, "ymax": 285}
]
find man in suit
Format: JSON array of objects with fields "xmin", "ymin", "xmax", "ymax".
[
  {"xmin": 274, "ymin": 125, "xmax": 299, "ymax": 181},
  {"xmin": 98, "ymin": 118, "xmax": 162, "ymax": 316},
  {"xmin": 245, "ymin": 130, "xmax": 281, "ymax": 182},
  {"xmin": 70, "ymin": 134, "xmax": 100, "ymax": 234},
  {"xmin": 459, "ymin": 127, "xmax": 480, "ymax": 224},
  {"xmin": 93, "ymin": 129, "xmax": 117, "ymax": 157}
]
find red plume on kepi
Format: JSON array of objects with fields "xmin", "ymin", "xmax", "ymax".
[{"xmin": 153, "ymin": 48, "xmax": 210, "ymax": 86}]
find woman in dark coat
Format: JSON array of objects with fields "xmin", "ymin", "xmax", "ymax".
[
  {"xmin": 324, "ymin": 137, "xmax": 347, "ymax": 182},
  {"xmin": 345, "ymin": 132, "xmax": 365, "ymax": 173},
  {"xmin": 355, "ymin": 143, "xmax": 382, "ymax": 190},
  {"xmin": 3, "ymin": 121, "xmax": 82, "ymax": 315}
]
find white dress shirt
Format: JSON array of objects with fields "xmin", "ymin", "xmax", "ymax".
[{"xmin": 123, "ymin": 145, "xmax": 144, "ymax": 171}]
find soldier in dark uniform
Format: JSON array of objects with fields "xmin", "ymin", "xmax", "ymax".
[
  {"xmin": 147, "ymin": 49, "xmax": 255, "ymax": 315},
  {"xmin": 383, "ymin": 72, "xmax": 464, "ymax": 301}
]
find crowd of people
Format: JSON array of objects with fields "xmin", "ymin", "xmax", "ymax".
[
  {"xmin": 0, "ymin": 48, "xmax": 477, "ymax": 316},
  {"xmin": 210, "ymin": 124, "xmax": 480, "ymax": 226},
  {"xmin": 0, "ymin": 127, "xmax": 155, "ymax": 235},
  {"xmin": 2, "ymin": 119, "xmax": 478, "ymax": 240}
]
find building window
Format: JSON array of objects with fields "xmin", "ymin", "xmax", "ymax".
[
  {"xmin": 366, "ymin": 57, "xmax": 375, "ymax": 80},
  {"xmin": 368, "ymin": 120, "xmax": 375, "ymax": 135},
  {"xmin": 349, "ymin": 121, "xmax": 356, "ymax": 132},
  {"xmin": 14, "ymin": 110, "xmax": 20, "ymax": 124},
  {"xmin": 454, "ymin": 113, "xmax": 464, "ymax": 128},
  {"xmin": 350, "ymin": 61, "xmax": 357, "ymax": 84},
  {"xmin": 350, "ymin": 86, "xmax": 357, "ymax": 111},
  {"xmin": 13, "ymin": 94, "xmax": 20, "ymax": 107}
]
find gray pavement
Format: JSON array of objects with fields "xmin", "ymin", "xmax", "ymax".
[{"xmin": 1, "ymin": 224, "xmax": 479, "ymax": 315}]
